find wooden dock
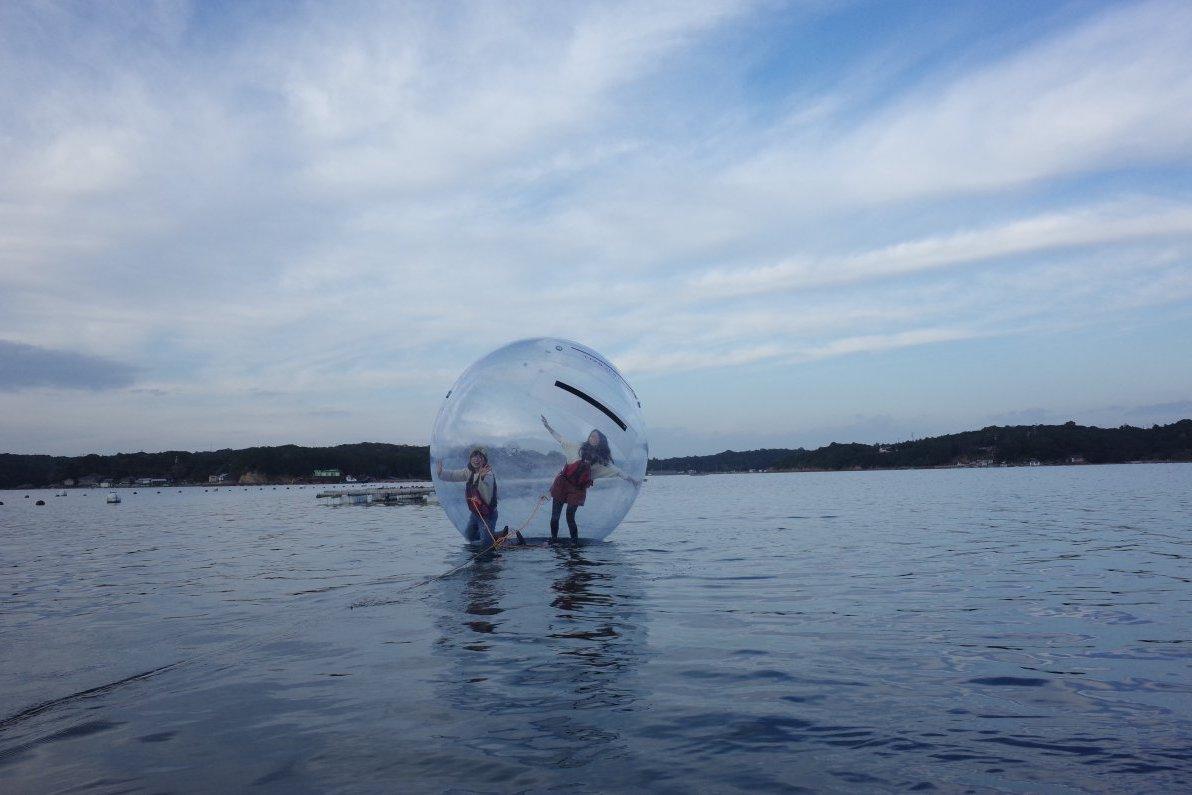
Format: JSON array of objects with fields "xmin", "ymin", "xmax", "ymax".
[{"xmin": 316, "ymin": 486, "xmax": 435, "ymax": 506}]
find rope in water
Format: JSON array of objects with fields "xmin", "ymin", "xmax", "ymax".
[{"xmin": 348, "ymin": 494, "xmax": 549, "ymax": 609}]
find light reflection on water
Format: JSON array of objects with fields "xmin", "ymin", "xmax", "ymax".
[{"xmin": 1, "ymin": 465, "xmax": 1190, "ymax": 792}]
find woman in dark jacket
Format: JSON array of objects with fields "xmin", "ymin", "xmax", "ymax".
[{"xmin": 438, "ymin": 447, "xmax": 498, "ymax": 542}]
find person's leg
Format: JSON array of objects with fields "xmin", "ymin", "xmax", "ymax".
[
  {"xmin": 566, "ymin": 504, "xmax": 579, "ymax": 542},
  {"xmin": 465, "ymin": 513, "xmax": 480, "ymax": 542},
  {"xmin": 550, "ymin": 499, "xmax": 564, "ymax": 540},
  {"xmin": 488, "ymin": 509, "xmax": 505, "ymax": 538}
]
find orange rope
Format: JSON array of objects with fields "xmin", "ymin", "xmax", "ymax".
[
  {"xmin": 475, "ymin": 493, "xmax": 548, "ymax": 549},
  {"xmin": 350, "ymin": 494, "xmax": 553, "ymax": 608}
]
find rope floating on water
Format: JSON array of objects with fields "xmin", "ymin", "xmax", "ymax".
[{"xmin": 348, "ymin": 494, "xmax": 549, "ymax": 609}]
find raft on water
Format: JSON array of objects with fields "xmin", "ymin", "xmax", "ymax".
[{"xmin": 315, "ymin": 486, "xmax": 435, "ymax": 506}]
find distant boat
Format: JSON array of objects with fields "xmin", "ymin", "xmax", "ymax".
[
  {"xmin": 106, "ymin": 492, "xmax": 121, "ymax": 504},
  {"xmin": 55, "ymin": 490, "xmax": 68, "ymax": 496}
]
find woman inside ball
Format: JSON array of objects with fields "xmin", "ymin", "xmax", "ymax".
[
  {"xmin": 541, "ymin": 415, "xmax": 639, "ymax": 543},
  {"xmin": 437, "ymin": 447, "xmax": 501, "ymax": 543}
]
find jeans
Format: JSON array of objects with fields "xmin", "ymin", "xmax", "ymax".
[
  {"xmin": 465, "ymin": 508, "xmax": 498, "ymax": 543},
  {"xmin": 550, "ymin": 499, "xmax": 579, "ymax": 541}
]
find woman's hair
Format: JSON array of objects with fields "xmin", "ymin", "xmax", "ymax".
[
  {"xmin": 580, "ymin": 430, "xmax": 612, "ymax": 466},
  {"xmin": 467, "ymin": 448, "xmax": 489, "ymax": 471}
]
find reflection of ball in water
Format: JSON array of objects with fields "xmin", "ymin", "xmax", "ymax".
[{"xmin": 431, "ymin": 339, "xmax": 647, "ymax": 542}]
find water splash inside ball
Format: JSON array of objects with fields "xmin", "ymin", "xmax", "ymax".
[{"xmin": 431, "ymin": 339, "xmax": 647, "ymax": 542}]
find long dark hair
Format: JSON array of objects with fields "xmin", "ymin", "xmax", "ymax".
[{"xmin": 580, "ymin": 430, "xmax": 612, "ymax": 466}]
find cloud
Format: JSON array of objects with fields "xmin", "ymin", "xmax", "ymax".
[
  {"xmin": 988, "ymin": 400, "xmax": 1192, "ymax": 431},
  {"xmin": 248, "ymin": 1, "xmax": 746, "ymax": 196},
  {"xmin": 649, "ymin": 412, "xmax": 949, "ymax": 458},
  {"xmin": 599, "ymin": 199, "xmax": 1192, "ymax": 376},
  {"xmin": 1120, "ymin": 400, "xmax": 1192, "ymax": 419},
  {"xmin": 0, "ymin": 340, "xmax": 137, "ymax": 391},
  {"xmin": 0, "ymin": 1, "xmax": 1190, "ymax": 455},
  {"xmin": 687, "ymin": 200, "xmax": 1192, "ymax": 298},
  {"xmin": 727, "ymin": 0, "xmax": 1192, "ymax": 207}
]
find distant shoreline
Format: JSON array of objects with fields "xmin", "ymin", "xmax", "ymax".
[
  {"xmin": 2, "ymin": 419, "xmax": 1189, "ymax": 489},
  {"xmin": 649, "ymin": 458, "xmax": 1191, "ymax": 476},
  {"xmin": 4, "ymin": 460, "xmax": 1190, "ymax": 494},
  {"xmin": 0, "ymin": 479, "xmax": 430, "ymax": 492},
  {"xmin": 648, "ymin": 419, "xmax": 1192, "ymax": 475}
]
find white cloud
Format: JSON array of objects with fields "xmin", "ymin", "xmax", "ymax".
[
  {"xmin": 1, "ymin": 0, "xmax": 1191, "ymax": 455},
  {"xmin": 728, "ymin": 0, "xmax": 1192, "ymax": 206},
  {"xmin": 687, "ymin": 199, "xmax": 1192, "ymax": 298},
  {"xmin": 256, "ymin": 1, "xmax": 745, "ymax": 195}
]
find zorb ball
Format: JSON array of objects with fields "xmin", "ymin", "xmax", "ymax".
[{"xmin": 431, "ymin": 339, "xmax": 647, "ymax": 542}]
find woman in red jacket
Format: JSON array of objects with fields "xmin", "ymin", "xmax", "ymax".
[{"xmin": 541, "ymin": 415, "xmax": 637, "ymax": 543}]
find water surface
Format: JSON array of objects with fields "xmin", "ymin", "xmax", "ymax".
[{"xmin": 1, "ymin": 466, "xmax": 1190, "ymax": 792}]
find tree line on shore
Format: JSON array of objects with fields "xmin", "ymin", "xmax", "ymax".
[
  {"xmin": 2, "ymin": 420, "xmax": 1189, "ymax": 488},
  {"xmin": 648, "ymin": 420, "xmax": 1192, "ymax": 473},
  {"xmin": 0, "ymin": 442, "xmax": 427, "ymax": 489}
]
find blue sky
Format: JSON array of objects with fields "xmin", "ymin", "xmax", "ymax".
[{"xmin": 1, "ymin": 0, "xmax": 1191, "ymax": 457}]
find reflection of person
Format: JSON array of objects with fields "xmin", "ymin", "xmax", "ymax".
[
  {"xmin": 541, "ymin": 415, "xmax": 638, "ymax": 543},
  {"xmin": 437, "ymin": 447, "xmax": 499, "ymax": 542}
]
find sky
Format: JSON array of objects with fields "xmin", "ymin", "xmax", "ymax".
[{"xmin": 1, "ymin": 0, "xmax": 1191, "ymax": 458}]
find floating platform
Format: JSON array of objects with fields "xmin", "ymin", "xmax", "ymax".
[{"xmin": 316, "ymin": 486, "xmax": 435, "ymax": 506}]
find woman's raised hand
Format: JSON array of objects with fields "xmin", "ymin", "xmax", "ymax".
[{"xmin": 541, "ymin": 414, "xmax": 566, "ymax": 444}]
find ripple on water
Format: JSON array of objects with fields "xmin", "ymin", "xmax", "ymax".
[{"xmin": 1, "ymin": 467, "xmax": 1191, "ymax": 791}]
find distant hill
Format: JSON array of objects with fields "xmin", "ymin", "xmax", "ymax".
[
  {"xmin": 646, "ymin": 448, "xmax": 798, "ymax": 474},
  {"xmin": 0, "ymin": 442, "xmax": 428, "ymax": 489},
  {"xmin": 648, "ymin": 420, "xmax": 1192, "ymax": 474},
  {"xmin": 4, "ymin": 420, "xmax": 1190, "ymax": 488}
]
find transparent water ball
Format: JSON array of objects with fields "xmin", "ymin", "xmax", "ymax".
[{"xmin": 431, "ymin": 338, "xmax": 647, "ymax": 543}]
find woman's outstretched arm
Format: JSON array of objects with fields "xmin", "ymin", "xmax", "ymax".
[
  {"xmin": 437, "ymin": 460, "xmax": 469, "ymax": 482},
  {"xmin": 592, "ymin": 462, "xmax": 639, "ymax": 485},
  {"xmin": 540, "ymin": 415, "xmax": 566, "ymax": 446}
]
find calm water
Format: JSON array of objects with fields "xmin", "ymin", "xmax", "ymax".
[{"xmin": 1, "ymin": 465, "xmax": 1190, "ymax": 793}]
